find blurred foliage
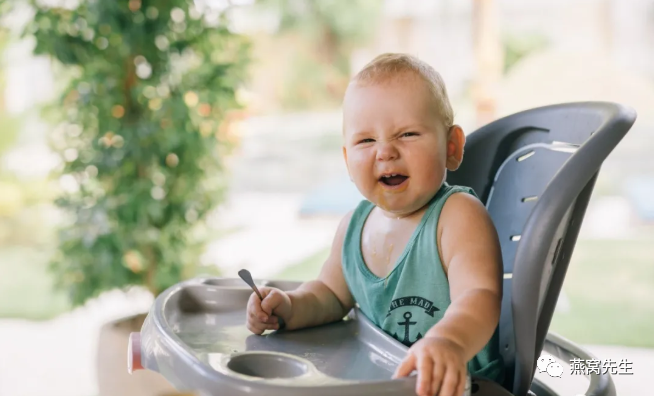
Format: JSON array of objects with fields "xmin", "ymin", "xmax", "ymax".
[
  {"xmin": 0, "ymin": 246, "xmax": 71, "ymax": 320},
  {"xmin": 503, "ymin": 32, "xmax": 549, "ymax": 73},
  {"xmin": 0, "ymin": 115, "xmax": 20, "ymax": 155},
  {"xmin": 0, "ymin": 176, "xmax": 57, "ymax": 247},
  {"xmin": 0, "ymin": 28, "xmax": 21, "ymax": 156},
  {"xmin": 20, "ymin": 0, "xmax": 250, "ymax": 306},
  {"xmin": 0, "ymin": 25, "xmax": 34, "ymax": 247},
  {"xmin": 255, "ymin": 0, "xmax": 382, "ymax": 110},
  {"xmin": 273, "ymin": 246, "xmax": 329, "ymax": 281}
]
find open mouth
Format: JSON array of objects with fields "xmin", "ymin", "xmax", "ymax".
[{"xmin": 379, "ymin": 173, "xmax": 409, "ymax": 187}]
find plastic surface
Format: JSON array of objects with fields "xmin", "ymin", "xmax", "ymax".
[
  {"xmin": 136, "ymin": 277, "xmax": 512, "ymax": 396},
  {"xmin": 447, "ymin": 101, "xmax": 636, "ymax": 395},
  {"xmin": 128, "ymin": 331, "xmax": 143, "ymax": 373},
  {"xmin": 541, "ymin": 333, "xmax": 616, "ymax": 396}
]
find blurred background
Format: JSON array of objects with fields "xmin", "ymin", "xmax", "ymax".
[{"xmin": 0, "ymin": 0, "xmax": 652, "ymax": 395}]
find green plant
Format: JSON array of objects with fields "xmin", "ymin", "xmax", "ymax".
[
  {"xmin": 0, "ymin": 28, "xmax": 21, "ymax": 156},
  {"xmin": 21, "ymin": 0, "xmax": 250, "ymax": 306}
]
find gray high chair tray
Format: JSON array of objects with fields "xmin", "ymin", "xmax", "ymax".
[{"xmin": 129, "ymin": 277, "xmax": 509, "ymax": 396}]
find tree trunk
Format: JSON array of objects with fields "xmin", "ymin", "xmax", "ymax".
[{"xmin": 472, "ymin": 0, "xmax": 504, "ymax": 127}]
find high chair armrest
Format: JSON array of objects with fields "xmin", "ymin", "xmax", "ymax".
[{"xmin": 540, "ymin": 332, "xmax": 617, "ymax": 396}]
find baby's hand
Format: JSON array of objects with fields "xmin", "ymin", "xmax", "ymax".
[
  {"xmin": 246, "ymin": 287, "xmax": 292, "ymax": 335},
  {"xmin": 393, "ymin": 336, "xmax": 467, "ymax": 396}
]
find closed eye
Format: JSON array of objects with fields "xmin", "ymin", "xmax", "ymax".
[
  {"xmin": 358, "ymin": 138, "xmax": 375, "ymax": 144},
  {"xmin": 401, "ymin": 132, "xmax": 419, "ymax": 138}
]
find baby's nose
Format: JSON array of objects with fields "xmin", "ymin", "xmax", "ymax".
[{"xmin": 376, "ymin": 142, "xmax": 399, "ymax": 161}]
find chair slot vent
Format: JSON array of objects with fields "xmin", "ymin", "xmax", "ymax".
[
  {"xmin": 510, "ymin": 235, "xmax": 521, "ymax": 241},
  {"xmin": 552, "ymin": 141, "xmax": 579, "ymax": 153},
  {"xmin": 522, "ymin": 196, "xmax": 538, "ymax": 202},
  {"xmin": 552, "ymin": 140, "xmax": 580, "ymax": 147},
  {"xmin": 552, "ymin": 238, "xmax": 563, "ymax": 265},
  {"xmin": 517, "ymin": 151, "xmax": 535, "ymax": 162}
]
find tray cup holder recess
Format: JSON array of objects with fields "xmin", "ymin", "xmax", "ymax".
[{"xmin": 227, "ymin": 353, "xmax": 310, "ymax": 379}]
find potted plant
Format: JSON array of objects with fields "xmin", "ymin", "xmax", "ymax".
[{"xmin": 21, "ymin": 0, "xmax": 250, "ymax": 394}]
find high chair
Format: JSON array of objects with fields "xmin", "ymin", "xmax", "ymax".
[
  {"xmin": 128, "ymin": 102, "xmax": 636, "ymax": 396},
  {"xmin": 447, "ymin": 101, "xmax": 637, "ymax": 396}
]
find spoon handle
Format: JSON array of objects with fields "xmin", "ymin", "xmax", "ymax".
[{"xmin": 238, "ymin": 269, "xmax": 263, "ymax": 300}]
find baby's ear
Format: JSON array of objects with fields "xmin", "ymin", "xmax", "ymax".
[{"xmin": 446, "ymin": 125, "xmax": 465, "ymax": 171}]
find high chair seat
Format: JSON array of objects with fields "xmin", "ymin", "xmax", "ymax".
[{"xmin": 447, "ymin": 101, "xmax": 636, "ymax": 396}]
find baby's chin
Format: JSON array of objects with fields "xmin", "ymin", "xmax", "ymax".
[
  {"xmin": 367, "ymin": 194, "xmax": 428, "ymax": 218},
  {"xmin": 364, "ymin": 185, "xmax": 442, "ymax": 217}
]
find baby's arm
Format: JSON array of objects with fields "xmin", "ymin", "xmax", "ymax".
[
  {"xmin": 394, "ymin": 192, "xmax": 502, "ymax": 396},
  {"xmin": 248, "ymin": 211, "xmax": 355, "ymax": 332},
  {"xmin": 425, "ymin": 192, "xmax": 503, "ymax": 359},
  {"xmin": 284, "ymin": 211, "xmax": 356, "ymax": 330}
]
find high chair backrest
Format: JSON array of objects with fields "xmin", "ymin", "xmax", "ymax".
[{"xmin": 446, "ymin": 102, "xmax": 636, "ymax": 396}]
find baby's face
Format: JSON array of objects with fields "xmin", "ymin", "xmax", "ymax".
[{"xmin": 342, "ymin": 75, "xmax": 462, "ymax": 216}]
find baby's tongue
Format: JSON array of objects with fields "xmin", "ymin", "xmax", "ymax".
[{"xmin": 384, "ymin": 175, "xmax": 407, "ymax": 185}]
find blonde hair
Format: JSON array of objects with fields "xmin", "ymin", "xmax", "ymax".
[{"xmin": 351, "ymin": 53, "xmax": 454, "ymax": 129}]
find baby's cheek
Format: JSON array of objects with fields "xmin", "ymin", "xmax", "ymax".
[
  {"xmin": 349, "ymin": 169, "xmax": 376, "ymax": 198},
  {"xmin": 422, "ymin": 153, "xmax": 446, "ymax": 178},
  {"xmin": 350, "ymin": 159, "xmax": 375, "ymax": 182}
]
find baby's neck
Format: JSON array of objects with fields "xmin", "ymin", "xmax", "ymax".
[{"xmin": 377, "ymin": 203, "xmax": 430, "ymax": 221}]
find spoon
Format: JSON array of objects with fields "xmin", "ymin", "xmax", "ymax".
[
  {"xmin": 238, "ymin": 269, "xmax": 263, "ymax": 300},
  {"xmin": 238, "ymin": 269, "xmax": 285, "ymax": 330}
]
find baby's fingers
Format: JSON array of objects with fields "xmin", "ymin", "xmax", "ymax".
[
  {"xmin": 247, "ymin": 306, "xmax": 266, "ymax": 325},
  {"xmin": 246, "ymin": 320, "xmax": 279, "ymax": 335},
  {"xmin": 392, "ymin": 353, "xmax": 416, "ymax": 379},
  {"xmin": 455, "ymin": 370, "xmax": 467, "ymax": 396},
  {"xmin": 430, "ymin": 360, "xmax": 445, "ymax": 396},
  {"xmin": 438, "ymin": 366, "xmax": 461, "ymax": 396},
  {"xmin": 416, "ymin": 356, "xmax": 433, "ymax": 396},
  {"xmin": 247, "ymin": 291, "xmax": 269, "ymax": 321},
  {"xmin": 262, "ymin": 314, "xmax": 280, "ymax": 325},
  {"xmin": 260, "ymin": 289, "xmax": 286, "ymax": 316}
]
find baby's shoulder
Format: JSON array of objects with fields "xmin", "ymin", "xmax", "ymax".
[
  {"xmin": 437, "ymin": 190, "xmax": 500, "ymax": 265},
  {"xmin": 331, "ymin": 208, "xmax": 357, "ymax": 247},
  {"xmin": 438, "ymin": 191, "xmax": 489, "ymax": 232}
]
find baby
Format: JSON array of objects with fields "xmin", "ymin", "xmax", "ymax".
[{"xmin": 246, "ymin": 53, "xmax": 505, "ymax": 396}]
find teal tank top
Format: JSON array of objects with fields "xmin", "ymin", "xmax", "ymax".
[{"xmin": 342, "ymin": 182, "xmax": 505, "ymax": 383}]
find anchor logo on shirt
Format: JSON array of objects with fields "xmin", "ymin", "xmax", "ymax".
[{"xmin": 392, "ymin": 312, "xmax": 423, "ymax": 347}]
